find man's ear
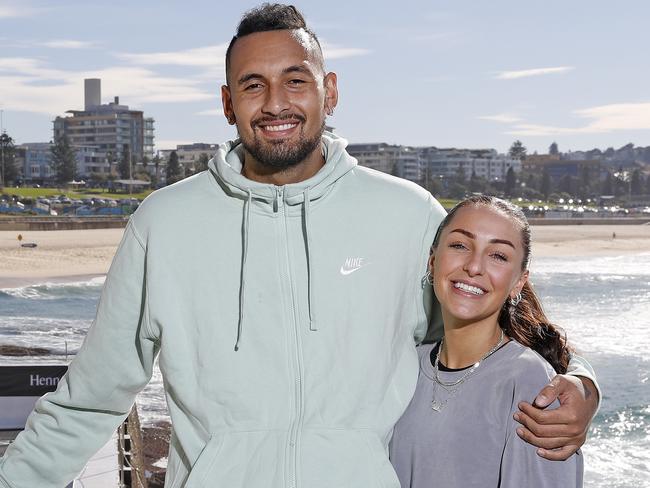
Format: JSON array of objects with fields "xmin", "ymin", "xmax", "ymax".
[
  {"xmin": 323, "ymin": 72, "xmax": 338, "ymax": 115},
  {"xmin": 221, "ymin": 85, "xmax": 236, "ymax": 125}
]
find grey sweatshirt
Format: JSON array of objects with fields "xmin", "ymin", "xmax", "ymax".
[{"xmin": 390, "ymin": 340, "xmax": 584, "ymax": 488}]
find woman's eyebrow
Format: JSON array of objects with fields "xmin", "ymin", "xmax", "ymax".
[{"xmin": 449, "ymin": 228, "xmax": 515, "ymax": 249}]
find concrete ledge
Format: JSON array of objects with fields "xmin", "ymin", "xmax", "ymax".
[
  {"xmin": 0, "ymin": 216, "xmax": 129, "ymax": 231},
  {"xmin": 528, "ymin": 217, "xmax": 650, "ymax": 225}
]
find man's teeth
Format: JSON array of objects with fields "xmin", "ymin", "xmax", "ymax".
[
  {"xmin": 454, "ymin": 282, "xmax": 485, "ymax": 295},
  {"xmin": 263, "ymin": 123, "xmax": 297, "ymax": 132}
]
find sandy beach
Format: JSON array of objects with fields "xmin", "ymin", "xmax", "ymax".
[
  {"xmin": 1, "ymin": 224, "xmax": 649, "ymax": 288},
  {"xmin": 0, "ymin": 229, "xmax": 124, "ymax": 288}
]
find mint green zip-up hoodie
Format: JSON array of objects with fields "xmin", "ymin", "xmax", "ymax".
[{"xmin": 0, "ymin": 133, "xmax": 447, "ymax": 487}]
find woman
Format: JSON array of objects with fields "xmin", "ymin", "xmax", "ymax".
[{"xmin": 390, "ymin": 195, "xmax": 583, "ymax": 487}]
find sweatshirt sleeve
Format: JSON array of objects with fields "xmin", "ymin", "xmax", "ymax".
[
  {"xmin": 566, "ymin": 353, "xmax": 601, "ymax": 411},
  {"xmin": 500, "ymin": 357, "xmax": 584, "ymax": 488},
  {"xmin": 414, "ymin": 195, "xmax": 446, "ymax": 344},
  {"xmin": 0, "ymin": 220, "xmax": 159, "ymax": 488}
]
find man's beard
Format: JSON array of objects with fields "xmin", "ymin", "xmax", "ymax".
[{"xmin": 240, "ymin": 116, "xmax": 325, "ymax": 171}]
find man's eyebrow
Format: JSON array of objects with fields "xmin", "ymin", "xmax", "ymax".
[
  {"xmin": 282, "ymin": 65, "xmax": 313, "ymax": 76},
  {"xmin": 237, "ymin": 73, "xmax": 263, "ymax": 85},
  {"xmin": 449, "ymin": 228, "xmax": 516, "ymax": 249},
  {"xmin": 237, "ymin": 66, "xmax": 313, "ymax": 85}
]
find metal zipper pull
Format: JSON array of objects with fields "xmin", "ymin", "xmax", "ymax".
[{"xmin": 274, "ymin": 187, "xmax": 283, "ymax": 213}]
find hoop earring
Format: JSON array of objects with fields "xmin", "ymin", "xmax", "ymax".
[
  {"xmin": 423, "ymin": 270, "xmax": 433, "ymax": 285},
  {"xmin": 509, "ymin": 292, "xmax": 522, "ymax": 307}
]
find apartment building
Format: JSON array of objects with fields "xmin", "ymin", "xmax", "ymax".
[
  {"xmin": 347, "ymin": 143, "xmax": 423, "ymax": 183},
  {"xmin": 52, "ymin": 79, "xmax": 155, "ymax": 177}
]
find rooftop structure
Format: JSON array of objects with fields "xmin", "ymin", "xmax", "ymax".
[{"xmin": 53, "ymin": 79, "xmax": 155, "ymax": 178}]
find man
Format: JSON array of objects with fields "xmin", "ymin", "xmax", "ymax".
[{"xmin": 0, "ymin": 4, "xmax": 598, "ymax": 487}]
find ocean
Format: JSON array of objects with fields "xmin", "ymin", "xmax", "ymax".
[{"xmin": 1, "ymin": 254, "xmax": 649, "ymax": 487}]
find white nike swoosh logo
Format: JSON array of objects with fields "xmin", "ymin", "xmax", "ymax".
[{"xmin": 340, "ymin": 264, "xmax": 368, "ymax": 276}]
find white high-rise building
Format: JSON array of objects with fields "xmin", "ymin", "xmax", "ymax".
[{"xmin": 52, "ymin": 79, "xmax": 155, "ymax": 178}]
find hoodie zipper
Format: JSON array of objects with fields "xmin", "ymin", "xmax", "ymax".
[{"xmin": 277, "ymin": 186, "xmax": 304, "ymax": 488}]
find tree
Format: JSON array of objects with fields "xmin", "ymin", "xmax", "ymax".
[
  {"xmin": 504, "ymin": 167, "xmax": 517, "ymax": 197},
  {"xmin": 549, "ymin": 142, "xmax": 559, "ymax": 155},
  {"xmin": 578, "ymin": 165, "xmax": 593, "ymax": 200},
  {"xmin": 454, "ymin": 162, "xmax": 466, "ymax": 185},
  {"xmin": 508, "ymin": 140, "xmax": 527, "ymax": 160},
  {"xmin": 559, "ymin": 174, "xmax": 576, "ymax": 196},
  {"xmin": 166, "ymin": 150, "xmax": 181, "ymax": 184},
  {"xmin": 106, "ymin": 151, "xmax": 116, "ymax": 177},
  {"xmin": 197, "ymin": 153, "xmax": 210, "ymax": 172},
  {"xmin": 426, "ymin": 177, "xmax": 443, "ymax": 197},
  {"xmin": 0, "ymin": 132, "xmax": 18, "ymax": 186},
  {"xmin": 602, "ymin": 172, "xmax": 613, "ymax": 195},
  {"xmin": 469, "ymin": 170, "xmax": 483, "ymax": 193},
  {"xmin": 448, "ymin": 182, "xmax": 467, "ymax": 199},
  {"xmin": 630, "ymin": 169, "xmax": 642, "ymax": 195},
  {"xmin": 50, "ymin": 135, "xmax": 76, "ymax": 186},
  {"xmin": 118, "ymin": 145, "xmax": 132, "ymax": 179},
  {"xmin": 541, "ymin": 169, "xmax": 551, "ymax": 200},
  {"xmin": 152, "ymin": 154, "xmax": 161, "ymax": 185}
]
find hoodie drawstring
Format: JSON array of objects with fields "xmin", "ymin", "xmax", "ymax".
[
  {"xmin": 235, "ymin": 187, "xmax": 316, "ymax": 350},
  {"xmin": 304, "ymin": 188, "xmax": 316, "ymax": 331},
  {"xmin": 235, "ymin": 189, "xmax": 252, "ymax": 351}
]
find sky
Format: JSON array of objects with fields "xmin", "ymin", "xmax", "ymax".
[{"xmin": 1, "ymin": 0, "xmax": 649, "ymax": 154}]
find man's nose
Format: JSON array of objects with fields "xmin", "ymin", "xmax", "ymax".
[{"xmin": 261, "ymin": 84, "xmax": 290, "ymax": 116}]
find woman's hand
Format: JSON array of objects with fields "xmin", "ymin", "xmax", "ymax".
[{"xmin": 513, "ymin": 374, "xmax": 598, "ymax": 461}]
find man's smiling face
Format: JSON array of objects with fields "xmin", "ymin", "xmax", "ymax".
[{"xmin": 222, "ymin": 29, "xmax": 338, "ymax": 171}]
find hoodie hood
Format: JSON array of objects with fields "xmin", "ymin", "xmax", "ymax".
[
  {"xmin": 207, "ymin": 131, "xmax": 357, "ymax": 349},
  {"xmin": 208, "ymin": 131, "xmax": 357, "ymax": 209}
]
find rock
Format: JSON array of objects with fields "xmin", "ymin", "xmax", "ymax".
[
  {"xmin": 142, "ymin": 421, "xmax": 171, "ymax": 487},
  {"xmin": 0, "ymin": 345, "xmax": 51, "ymax": 356}
]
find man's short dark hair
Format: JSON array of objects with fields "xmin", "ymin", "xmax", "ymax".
[{"xmin": 225, "ymin": 3, "xmax": 323, "ymax": 84}]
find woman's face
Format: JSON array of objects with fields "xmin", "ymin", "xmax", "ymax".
[{"xmin": 430, "ymin": 205, "xmax": 528, "ymax": 326}]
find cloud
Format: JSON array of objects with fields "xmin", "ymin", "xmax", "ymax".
[
  {"xmin": 0, "ymin": 2, "xmax": 44, "ymax": 18},
  {"xmin": 478, "ymin": 113, "xmax": 522, "ymax": 124},
  {"xmin": 0, "ymin": 38, "xmax": 96, "ymax": 49},
  {"xmin": 42, "ymin": 39, "xmax": 96, "ymax": 49},
  {"xmin": 321, "ymin": 42, "xmax": 370, "ymax": 60},
  {"xmin": 0, "ymin": 57, "xmax": 214, "ymax": 116},
  {"xmin": 506, "ymin": 102, "xmax": 650, "ymax": 136},
  {"xmin": 195, "ymin": 109, "xmax": 223, "ymax": 116},
  {"xmin": 116, "ymin": 41, "xmax": 369, "ymax": 69},
  {"xmin": 116, "ymin": 44, "xmax": 228, "ymax": 68},
  {"xmin": 495, "ymin": 66, "xmax": 574, "ymax": 80}
]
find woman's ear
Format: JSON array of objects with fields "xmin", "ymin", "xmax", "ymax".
[
  {"xmin": 510, "ymin": 270, "xmax": 529, "ymax": 299},
  {"xmin": 428, "ymin": 253, "xmax": 436, "ymax": 275}
]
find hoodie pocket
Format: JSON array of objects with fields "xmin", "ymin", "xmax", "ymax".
[
  {"xmin": 184, "ymin": 434, "xmax": 226, "ymax": 488},
  {"xmin": 361, "ymin": 432, "xmax": 401, "ymax": 488},
  {"xmin": 300, "ymin": 429, "xmax": 400, "ymax": 488}
]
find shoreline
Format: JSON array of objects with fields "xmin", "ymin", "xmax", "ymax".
[{"xmin": 1, "ymin": 225, "xmax": 649, "ymax": 289}]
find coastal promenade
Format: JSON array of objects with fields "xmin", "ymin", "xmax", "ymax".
[
  {"xmin": 1, "ymin": 220, "xmax": 649, "ymax": 289},
  {"xmin": 1, "ymin": 214, "xmax": 649, "ymax": 232}
]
